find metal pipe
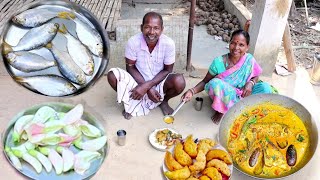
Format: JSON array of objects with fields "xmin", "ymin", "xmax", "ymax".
[{"xmin": 186, "ymin": 0, "xmax": 196, "ymax": 72}]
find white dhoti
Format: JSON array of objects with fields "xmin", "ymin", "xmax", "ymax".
[{"xmin": 109, "ymin": 68, "xmax": 168, "ymax": 117}]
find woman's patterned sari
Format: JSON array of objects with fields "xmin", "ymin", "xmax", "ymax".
[{"xmin": 204, "ymin": 53, "xmax": 272, "ymax": 113}]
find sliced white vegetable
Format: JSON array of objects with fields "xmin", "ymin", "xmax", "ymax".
[
  {"xmin": 62, "ymin": 148, "xmax": 74, "ymax": 172},
  {"xmin": 48, "ymin": 149, "xmax": 63, "ymax": 175},
  {"xmin": 60, "ymin": 104, "xmax": 83, "ymax": 125},
  {"xmin": 5, "ymin": 146, "xmax": 22, "ymax": 170},
  {"xmin": 29, "ymin": 149, "xmax": 52, "ymax": 173},
  {"xmin": 80, "ymin": 124, "xmax": 102, "ymax": 138},
  {"xmin": 13, "ymin": 115, "xmax": 34, "ymax": 142},
  {"xmin": 74, "ymin": 136, "xmax": 107, "ymax": 151},
  {"xmin": 63, "ymin": 124, "xmax": 81, "ymax": 137},
  {"xmin": 74, "ymin": 150, "xmax": 100, "ymax": 175}
]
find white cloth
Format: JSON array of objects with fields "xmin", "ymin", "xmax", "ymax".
[
  {"xmin": 109, "ymin": 68, "xmax": 169, "ymax": 117},
  {"xmin": 125, "ymin": 33, "xmax": 175, "ymax": 81}
]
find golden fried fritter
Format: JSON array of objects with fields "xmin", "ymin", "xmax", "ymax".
[
  {"xmin": 165, "ymin": 151, "xmax": 183, "ymax": 171},
  {"xmin": 164, "ymin": 166, "xmax": 191, "ymax": 180},
  {"xmin": 206, "ymin": 159, "xmax": 231, "ymax": 177},
  {"xmin": 174, "ymin": 141, "xmax": 193, "ymax": 166},
  {"xmin": 206, "ymin": 149, "xmax": 232, "ymax": 164},
  {"xmin": 202, "ymin": 167, "xmax": 222, "ymax": 180},
  {"xmin": 183, "ymin": 135, "xmax": 198, "ymax": 158}
]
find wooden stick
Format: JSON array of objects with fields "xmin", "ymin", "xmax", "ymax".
[
  {"xmin": 283, "ymin": 23, "xmax": 296, "ymax": 72},
  {"xmin": 303, "ymin": 0, "xmax": 310, "ymax": 26}
]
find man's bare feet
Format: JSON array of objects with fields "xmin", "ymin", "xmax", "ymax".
[
  {"xmin": 159, "ymin": 101, "xmax": 174, "ymax": 115},
  {"xmin": 211, "ymin": 112, "xmax": 223, "ymax": 124},
  {"xmin": 122, "ymin": 110, "xmax": 132, "ymax": 120}
]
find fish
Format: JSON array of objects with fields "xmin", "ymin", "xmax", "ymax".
[
  {"xmin": 70, "ymin": 16, "xmax": 103, "ymax": 57},
  {"xmin": 59, "ymin": 24, "xmax": 94, "ymax": 75},
  {"xmin": 5, "ymin": 51, "xmax": 56, "ymax": 72},
  {"xmin": 14, "ymin": 75, "xmax": 77, "ymax": 96},
  {"xmin": 3, "ymin": 23, "xmax": 59, "ymax": 54},
  {"xmin": 12, "ymin": 8, "xmax": 75, "ymax": 27},
  {"xmin": 47, "ymin": 43, "xmax": 86, "ymax": 85}
]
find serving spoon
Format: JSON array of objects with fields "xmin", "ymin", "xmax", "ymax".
[{"xmin": 163, "ymin": 101, "xmax": 185, "ymax": 124}]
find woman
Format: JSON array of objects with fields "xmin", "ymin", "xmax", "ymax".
[{"xmin": 181, "ymin": 29, "xmax": 273, "ymax": 124}]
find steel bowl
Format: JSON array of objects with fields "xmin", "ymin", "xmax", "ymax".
[
  {"xmin": 218, "ymin": 94, "xmax": 318, "ymax": 179},
  {"xmin": 2, "ymin": 102, "xmax": 108, "ymax": 179},
  {"xmin": 0, "ymin": 0, "xmax": 109, "ymax": 97}
]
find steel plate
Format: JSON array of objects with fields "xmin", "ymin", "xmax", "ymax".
[
  {"xmin": 0, "ymin": 0, "xmax": 109, "ymax": 96},
  {"xmin": 2, "ymin": 102, "xmax": 108, "ymax": 180}
]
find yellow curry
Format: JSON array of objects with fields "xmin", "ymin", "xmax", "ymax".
[{"xmin": 227, "ymin": 103, "xmax": 309, "ymax": 178}]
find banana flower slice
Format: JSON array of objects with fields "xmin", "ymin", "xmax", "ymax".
[
  {"xmin": 79, "ymin": 123, "xmax": 102, "ymax": 138},
  {"xmin": 26, "ymin": 121, "xmax": 64, "ymax": 137},
  {"xmin": 74, "ymin": 135, "xmax": 107, "ymax": 151},
  {"xmin": 29, "ymin": 149, "xmax": 52, "ymax": 172},
  {"xmin": 12, "ymin": 115, "xmax": 34, "ymax": 143},
  {"xmin": 60, "ymin": 104, "xmax": 83, "ymax": 125},
  {"xmin": 74, "ymin": 150, "xmax": 101, "ymax": 175},
  {"xmin": 56, "ymin": 146, "xmax": 75, "ymax": 172},
  {"xmin": 39, "ymin": 147, "xmax": 63, "ymax": 175},
  {"xmin": 5, "ymin": 146, "xmax": 22, "ymax": 170},
  {"xmin": 24, "ymin": 106, "xmax": 56, "ymax": 130},
  {"xmin": 12, "ymin": 145, "xmax": 42, "ymax": 173},
  {"xmin": 63, "ymin": 124, "xmax": 81, "ymax": 137}
]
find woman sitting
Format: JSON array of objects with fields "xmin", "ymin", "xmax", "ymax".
[{"xmin": 181, "ymin": 29, "xmax": 273, "ymax": 124}]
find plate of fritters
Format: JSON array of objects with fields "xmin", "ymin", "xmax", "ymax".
[
  {"xmin": 148, "ymin": 128, "xmax": 182, "ymax": 151},
  {"xmin": 163, "ymin": 135, "xmax": 233, "ymax": 180}
]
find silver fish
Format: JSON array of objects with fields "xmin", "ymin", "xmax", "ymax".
[
  {"xmin": 5, "ymin": 51, "xmax": 56, "ymax": 72},
  {"xmin": 14, "ymin": 75, "xmax": 77, "ymax": 96},
  {"xmin": 5, "ymin": 23, "xmax": 59, "ymax": 53},
  {"xmin": 47, "ymin": 43, "xmax": 86, "ymax": 85},
  {"xmin": 12, "ymin": 8, "xmax": 74, "ymax": 27},
  {"xmin": 72, "ymin": 17, "xmax": 103, "ymax": 57},
  {"xmin": 59, "ymin": 25, "xmax": 94, "ymax": 75}
]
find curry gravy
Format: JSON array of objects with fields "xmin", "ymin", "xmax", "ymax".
[{"xmin": 227, "ymin": 103, "xmax": 309, "ymax": 178}]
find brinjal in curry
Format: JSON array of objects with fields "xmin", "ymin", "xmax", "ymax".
[{"xmin": 227, "ymin": 103, "xmax": 309, "ymax": 178}]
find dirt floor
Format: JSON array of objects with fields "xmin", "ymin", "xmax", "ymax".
[
  {"xmin": 288, "ymin": 2, "xmax": 320, "ymax": 69},
  {"xmin": 174, "ymin": 0, "xmax": 320, "ymax": 69}
]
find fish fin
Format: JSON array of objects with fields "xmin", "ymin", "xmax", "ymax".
[
  {"xmin": 58, "ymin": 24, "xmax": 67, "ymax": 34},
  {"xmin": 45, "ymin": 43, "xmax": 53, "ymax": 49},
  {"xmin": 13, "ymin": 76, "xmax": 25, "ymax": 83},
  {"xmin": 57, "ymin": 11, "xmax": 76, "ymax": 19},
  {"xmin": 2, "ymin": 41, "xmax": 13, "ymax": 55}
]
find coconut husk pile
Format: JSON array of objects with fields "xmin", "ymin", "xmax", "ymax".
[{"xmin": 195, "ymin": 0, "xmax": 241, "ymax": 42}]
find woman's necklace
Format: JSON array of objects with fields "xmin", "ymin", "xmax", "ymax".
[{"xmin": 226, "ymin": 54, "xmax": 235, "ymax": 68}]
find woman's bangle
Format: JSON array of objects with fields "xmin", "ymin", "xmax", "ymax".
[
  {"xmin": 249, "ymin": 80, "xmax": 255, "ymax": 86},
  {"xmin": 189, "ymin": 88, "xmax": 195, "ymax": 95}
]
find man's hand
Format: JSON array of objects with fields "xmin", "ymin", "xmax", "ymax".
[
  {"xmin": 130, "ymin": 83, "xmax": 149, "ymax": 100},
  {"xmin": 241, "ymin": 82, "xmax": 253, "ymax": 97},
  {"xmin": 147, "ymin": 88, "xmax": 161, "ymax": 103}
]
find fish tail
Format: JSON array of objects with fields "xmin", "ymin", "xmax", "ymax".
[
  {"xmin": 13, "ymin": 76, "xmax": 25, "ymax": 83},
  {"xmin": 2, "ymin": 41, "xmax": 13, "ymax": 55},
  {"xmin": 58, "ymin": 24, "xmax": 67, "ymax": 34},
  {"xmin": 57, "ymin": 11, "xmax": 76, "ymax": 20}
]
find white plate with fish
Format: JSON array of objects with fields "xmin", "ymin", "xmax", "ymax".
[
  {"xmin": 148, "ymin": 128, "xmax": 182, "ymax": 151},
  {"xmin": 0, "ymin": 0, "xmax": 109, "ymax": 97},
  {"xmin": 2, "ymin": 102, "xmax": 108, "ymax": 180}
]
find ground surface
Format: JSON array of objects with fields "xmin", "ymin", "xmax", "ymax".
[{"xmin": 176, "ymin": 0, "xmax": 320, "ymax": 69}]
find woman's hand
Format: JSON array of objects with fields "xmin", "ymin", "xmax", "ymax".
[
  {"xmin": 241, "ymin": 82, "xmax": 254, "ymax": 97},
  {"xmin": 181, "ymin": 89, "xmax": 194, "ymax": 102}
]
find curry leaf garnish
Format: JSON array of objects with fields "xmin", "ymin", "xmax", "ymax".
[
  {"xmin": 239, "ymin": 149, "xmax": 246, "ymax": 153},
  {"xmin": 265, "ymin": 136, "xmax": 270, "ymax": 142},
  {"xmin": 242, "ymin": 116, "xmax": 257, "ymax": 133},
  {"xmin": 297, "ymin": 134, "xmax": 304, "ymax": 142}
]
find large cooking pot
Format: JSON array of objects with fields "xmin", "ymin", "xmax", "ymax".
[{"xmin": 218, "ymin": 94, "xmax": 318, "ymax": 179}]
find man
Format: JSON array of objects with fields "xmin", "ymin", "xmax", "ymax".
[{"xmin": 107, "ymin": 12, "xmax": 186, "ymax": 119}]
